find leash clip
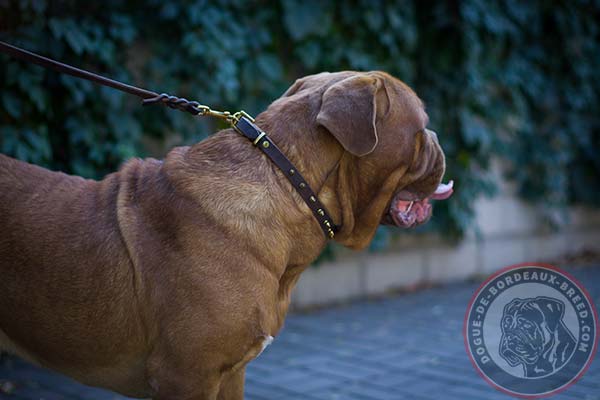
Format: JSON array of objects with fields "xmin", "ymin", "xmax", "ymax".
[
  {"xmin": 197, "ymin": 107, "xmax": 255, "ymax": 128},
  {"xmin": 196, "ymin": 105, "xmax": 231, "ymax": 121}
]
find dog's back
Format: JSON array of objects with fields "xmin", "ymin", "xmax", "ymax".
[{"xmin": 0, "ymin": 153, "xmax": 89, "ymax": 216}]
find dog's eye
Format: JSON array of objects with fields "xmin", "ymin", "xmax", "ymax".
[{"xmin": 518, "ymin": 318, "xmax": 533, "ymax": 329}]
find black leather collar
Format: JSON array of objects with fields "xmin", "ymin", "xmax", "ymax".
[{"xmin": 233, "ymin": 117, "xmax": 339, "ymax": 239}]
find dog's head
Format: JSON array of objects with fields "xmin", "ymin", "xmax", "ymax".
[
  {"xmin": 499, "ymin": 296, "xmax": 572, "ymax": 370},
  {"xmin": 261, "ymin": 71, "xmax": 452, "ymax": 248}
]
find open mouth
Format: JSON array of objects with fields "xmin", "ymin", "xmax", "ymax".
[{"xmin": 388, "ymin": 180, "xmax": 453, "ymax": 228}]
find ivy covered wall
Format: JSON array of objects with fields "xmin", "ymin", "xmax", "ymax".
[{"xmin": 1, "ymin": 0, "xmax": 599, "ymax": 245}]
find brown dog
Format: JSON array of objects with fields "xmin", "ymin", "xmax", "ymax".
[{"xmin": 0, "ymin": 71, "xmax": 452, "ymax": 399}]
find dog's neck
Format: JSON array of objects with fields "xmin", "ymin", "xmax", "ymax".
[
  {"xmin": 255, "ymin": 113, "xmax": 345, "ymax": 198},
  {"xmin": 163, "ymin": 122, "xmax": 344, "ymax": 274}
]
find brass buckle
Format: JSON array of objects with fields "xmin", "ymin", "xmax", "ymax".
[
  {"xmin": 231, "ymin": 110, "xmax": 255, "ymax": 124},
  {"xmin": 253, "ymin": 131, "xmax": 267, "ymax": 146}
]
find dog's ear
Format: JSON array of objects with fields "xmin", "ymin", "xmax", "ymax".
[
  {"xmin": 317, "ymin": 74, "xmax": 381, "ymax": 157},
  {"xmin": 534, "ymin": 296, "xmax": 565, "ymax": 332},
  {"xmin": 283, "ymin": 77, "xmax": 306, "ymax": 97}
]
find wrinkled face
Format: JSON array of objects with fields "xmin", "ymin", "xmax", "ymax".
[
  {"xmin": 500, "ymin": 301, "xmax": 547, "ymax": 366},
  {"xmin": 271, "ymin": 71, "xmax": 453, "ymax": 246},
  {"xmin": 498, "ymin": 297, "xmax": 572, "ymax": 371},
  {"xmin": 383, "ymin": 135, "xmax": 453, "ymax": 228},
  {"xmin": 305, "ymin": 71, "xmax": 452, "ymax": 227},
  {"xmin": 368, "ymin": 77, "xmax": 453, "ymax": 229}
]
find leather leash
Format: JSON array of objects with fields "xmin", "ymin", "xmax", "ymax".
[{"xmin": 0, "ymin": 41, "xmax": 338, "ymax": 239}]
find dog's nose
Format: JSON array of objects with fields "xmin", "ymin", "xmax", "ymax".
[{"xmin": 426, "ymin": 129, "xmax": 438, "ymax": 143}]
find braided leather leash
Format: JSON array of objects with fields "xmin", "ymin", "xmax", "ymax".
[{"xmin": 0, "ymin": 41, "xmax": 339, "ymax": 239}]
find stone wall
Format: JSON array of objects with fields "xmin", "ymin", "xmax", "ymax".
[{"xmin": 291, "ymin": 190, "xmax": 600, "ymax": 308}]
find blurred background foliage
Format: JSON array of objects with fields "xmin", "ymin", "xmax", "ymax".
[{"xmin": 1, "ymin": 0, "xmax": 599, "ymax": 250}]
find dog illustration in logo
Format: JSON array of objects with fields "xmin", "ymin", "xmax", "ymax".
[{"xmin": 499, "ymin": 296, "xmax": 576, "ymax": 378}]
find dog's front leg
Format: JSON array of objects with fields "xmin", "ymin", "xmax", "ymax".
[{"xmin": 217, "ymin": 368, "xmax": 245, "ymax": 400}]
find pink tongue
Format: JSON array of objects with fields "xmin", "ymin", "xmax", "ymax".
[{"xmin": 430, "ymin": 180, "xmax": 454, "ymax": 200}]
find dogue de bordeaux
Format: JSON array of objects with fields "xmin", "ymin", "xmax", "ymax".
[
  {"xmin": 500, "ymin": 296, "xmax": 576, "ymax": 377},
  {"xmin": 0, "ymin": 71, "xmax": 453, "ymax": 399}
]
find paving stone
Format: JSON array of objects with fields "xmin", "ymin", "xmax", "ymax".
[
  {"xmin": 447, "ymin": 383, "xmax": 510, "ymax": 400},
  {"xmin": 246, "ymin": 368, "xmax": 314, "ymax": 386},
  {"xmin": 336, "ymin": 381, "xmax": 405, "ymax": 400},
  {"xmin": 306, "ymin": 387, "xmax": 372, "ymax": 400},
  {"xmin": 268, "ymin": 371, "xmax": 346, "ymax": 394},
  {"xmin": 306, "ymin": 359, "xmax": 381, "ymax": 381},
  {"xmin": 243, "ymin": 382, "xmax": 298, "ymax": 400},
  {"xmin": 395, "ymin": 380, "xmax": 468, "ymax": 400}
]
